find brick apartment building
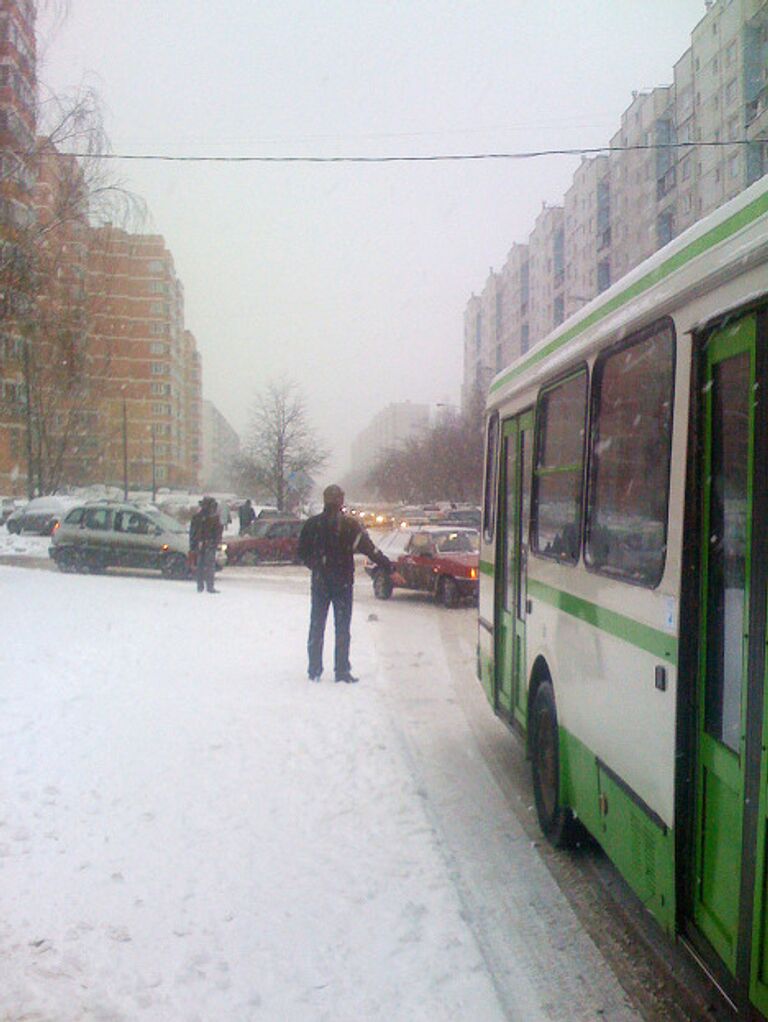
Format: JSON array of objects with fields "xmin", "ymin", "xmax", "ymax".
[
  {"xmin": 86, "ymin": 227, "xmax": 201, "ymax": 491},
  {"xmin": 463, "ymin": 0, "xmax": 768, "ymax": 410},
  {"xmin": 0, "ymin": 0, "xmax": 36, "ymax": 494},
  {"xmin": 0, "ymin": 0, "xmax": 203, "ymax": 496}
]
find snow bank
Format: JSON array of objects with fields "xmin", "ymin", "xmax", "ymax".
[{"xmin": 0, "ymin": 566, "xmax": 504, "ymax": 1021}]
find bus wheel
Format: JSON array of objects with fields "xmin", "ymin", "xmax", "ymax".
[{"xmin": 531, "ymin": 680, "xmax": 577, "ymax": 848}]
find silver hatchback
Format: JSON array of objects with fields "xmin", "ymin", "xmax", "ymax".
[{"xmin": 50, "ymin": 502, "xmax": 195, "ymax": 578}]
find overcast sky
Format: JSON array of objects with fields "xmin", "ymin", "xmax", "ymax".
[{"xmin": 39, "ymin": 1, "xmax": 706, "ymax": 483}]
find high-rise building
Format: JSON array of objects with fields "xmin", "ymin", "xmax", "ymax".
[
  {"xmin": 201, "ymin": 399, "xmax": 239, "ymax": 492},
  {"xmin": 0, "ymin": 0, "xmax": 36, "ymax": 494},
  {"xmin": 86, "ymin": 227, "xmax": 202, "ymax": 491},
  {"xmin": 350, "ymin": 401, "xmax": 430, "ymax": 478},
  {"xmin": 462, "ymin": 0, "xmax": 768, "ymax": 410}
]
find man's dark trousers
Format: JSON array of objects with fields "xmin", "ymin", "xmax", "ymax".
[
  {"xmin": 308, "ymin": 572, "xmax": 353, "ymax": 678},
  {"xmin": 196, "ymin": 546, "xmax": 217, "ymax": 592}
]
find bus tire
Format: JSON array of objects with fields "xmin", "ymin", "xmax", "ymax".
[{"xmin": 530, "ymin": 679, "xmax": 577, "ymax": 848}]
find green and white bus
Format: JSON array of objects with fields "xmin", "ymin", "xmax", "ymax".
[{"xmin": 478, "ymin": 173, "xmax": 768, "ymax": 1016}]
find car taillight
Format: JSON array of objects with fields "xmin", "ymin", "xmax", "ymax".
[
  {"xmin": 470, "ymin": 567, "xmax": 477, "ymax": 579},
  {"xmin": 162, "ymin": 543, "xmax": 169, "ymax": 551},
  {"xmin": 52, "ymin": 521, "xmax": 60, "ymax": 532}
]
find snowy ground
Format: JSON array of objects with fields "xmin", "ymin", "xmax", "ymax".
[
  {"xmin": 1, "ymin": 562, "xmax": 640, "ymax": 1021},
  {"xmin": 0, "ymin": 528, "xmax": 52, "ymax": 560}
]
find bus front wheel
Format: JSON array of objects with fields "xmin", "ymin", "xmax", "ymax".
[{"xmin": 530, "ymin": 679, "xmax": 578, "ymax": 848}]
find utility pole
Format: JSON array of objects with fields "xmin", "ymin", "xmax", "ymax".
[
  {"xmin": 151, "ymin": 424, "xmax": 156, "ymax": 502},
  {"xmin": 21, "ymin": 338, "xmax": 34, "ymax": 500},
  {"xmin": 122, "ymin": 394, "xmax": 128, "ymax": 500}
]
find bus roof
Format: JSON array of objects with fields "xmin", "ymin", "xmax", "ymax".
[{"xmin": 487, "ymin": 173, "xmax": 768, "ymax": 412}]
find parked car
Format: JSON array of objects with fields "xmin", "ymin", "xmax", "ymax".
[
  {"xmin": 0, "ymin": 496, "xmax": 24, "ymax": 525},
  {"xmin": 365, "ymin": 526, "xmax": 479, "ymax": 607},
  {"xmin": 440, "ymin": 507, "xmax": 481, "ymax": 529},
  {"xmin": 6, "ymin": 496, "xmax": 77, "ymax": 535},
  {"xmin": 225, "ymin": 517, "xmax": 304, "ymax": 566},
  {"xmin": 49, "ymin": 500, "xmax": 226, "ymax": 578}
]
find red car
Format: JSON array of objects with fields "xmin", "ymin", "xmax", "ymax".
[
  {"xmin": 225, "ymin": 518, "xmax": 304, "ymax": 566},
  {"xmin": 365, "ymin": 526, "xmax": 479, "ymax": 607}
]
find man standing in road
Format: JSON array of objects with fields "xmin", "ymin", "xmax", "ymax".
[
  {"xmin": 239, "ymin": 498, "xmax": 256, "ymax": 535},
  {"xmin": 189, "ymin": 496, "xmax": 223, "ymax": 594},
  {"xmin": 298, "ymin": 484, "xmax": 392, "ymax": 683}
]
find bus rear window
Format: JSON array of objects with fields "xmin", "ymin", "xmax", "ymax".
[
  {"xmin": 532, "ymin": 369, "xmax": 587, "ymax": 563},
  {"xmin": 585, "ymin": 321, "xmax": 675, "ymax": 587}
]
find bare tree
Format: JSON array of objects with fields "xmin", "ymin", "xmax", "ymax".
[
  {"xmin": 0, "ymin": 78, "xmax": 144, "ymax": 494},
  {"xmin": 241, "ymin": 379, "xmax": 327, "ymax": 511},
  {"xmin": 367, "ymin": 400, "xmax": 484, "ymax": 504}
]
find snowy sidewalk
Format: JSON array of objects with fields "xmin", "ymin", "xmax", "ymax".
[{"xmin": 0, "ymin": 566, "xmax": 639, "ymax": 1021}]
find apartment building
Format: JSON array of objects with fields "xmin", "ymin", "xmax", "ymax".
[
  {"xmin": 462, "ymin": 0, "xmax": 768, "ymax": 411},
  {"xmin": 0, "ymin": 0, "xmax": 35, "ymax": 494},
  {"xmin": 86, "ymin": 227, "xmax": 201, "ymax": 491},
  {"xmin": 350, "ymin": 401, "xmax": 430, "ymax": 478},
  {"xmin": 201, "ymin": 399, "xmax": 239, "ymax": 492}
]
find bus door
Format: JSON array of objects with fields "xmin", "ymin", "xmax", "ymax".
[
  {"xmin": 496, "ymin": 410, "xmax": 533, "ymax": 723},
  {"xmin": 692, "ymin": 310, "xmax": 768, "ymax": 1014}
]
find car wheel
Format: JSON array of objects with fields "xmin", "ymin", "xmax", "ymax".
[
  {"xmin": 6, "ymin": 519, "xmax": 19, "ymax": 534},
  {"xmin": 439, "ymin": 576, "xmax": 460, "ymax": 608},
  {"xmin": 530, "ymin": 680, "xmax": 578, "ymax": 848},
  {"xmin": 373, "ymin": 570, "xmax": 393, "ymax": 600},
  {"xmin": 56, "ymin": 548, "xmax": 77, "ymax": 573},
  {"xmin": 162, "ymin": 554, "xmax": 189, "ymax": 580},
  {"xmin": 240, "ymin": 550, "xmax": 261, "ymax": 566}
]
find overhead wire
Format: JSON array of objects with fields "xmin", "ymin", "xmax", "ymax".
[{"xmin": 55, "ymin": 139, "xmax": 767, "ymax": 164}]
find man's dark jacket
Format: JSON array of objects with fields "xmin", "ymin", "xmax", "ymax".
[
  {"xmin": 189, "ymin": 509, "xmax": 223, "ymax": 551},
  {"xmin": 298, "ymin": 509, "xmax": 389, "ymax": 585}
]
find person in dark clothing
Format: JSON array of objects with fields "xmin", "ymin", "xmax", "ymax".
[
  {"xmin": 189, "ymin": 496, "xmax": 223, "ymax": 593},
  {"xmin": 298, "ymin": 484, "xmax": 392, "ymax": 683},
  {"xmin": 238, "ymin": 499, "xmax": 256, "ymax": 535}
]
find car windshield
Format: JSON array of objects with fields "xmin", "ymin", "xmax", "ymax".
[{"xmin": 435, "ymin": 530, "xmax": 479, "ymax": 553}]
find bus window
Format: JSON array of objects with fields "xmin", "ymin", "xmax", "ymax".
[
  {"xmin": 532, "ymin": 369, "xmax": 587, "ymax": 564},
  {"xmin": 585, "ymin": 322, "xmax": 674, "ymax": 587},
  {"xmin": 483, "ymin": 412, "xmax": 500, "ymax": 543}
]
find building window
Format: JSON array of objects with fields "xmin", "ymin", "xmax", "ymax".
[
  {"xmin": 520, "ymin": 324, "xmax": 529, "ymax": 354},
  {"xmin": 151, "ymin": 363, "xmax": 168, "ymax": 375},
  {"xmin": 597, "ymin": 260, "xmax": 611, "ymax": 293},
  {"xmin": 553, "ymin": 295, "xmax": 564, "ymax": 326},
  {"xmin": 585, "ymin": 321, "xmax": 674, "ymax": 587},
  {"xmin": 150, "ymin": 280, "xmax": 166, "ymax": 294},
  {"xmin": 729, "ymin": 153, "xmax": 741, "ymax": 179},
  {"xmin": 148, "ymin": 260, "xmax": 164, "ymax": 273},
  {"xmin": 532, "ymin": 369, "xmax": 588, "ymax": 564},
  {"xmin": 149, "ymin": 322, "xmax": 167, "ymax": 335},
  {"xmin": 150, "ymin": 342, "xmax": 167, "ymax": 355},
  {"xmin": 658, "ymin": 209, "xmax": 674, "ymax": 247},
  {"xmin": 151, "ymin": 382, "xmax": 170, "ymax": 395}
]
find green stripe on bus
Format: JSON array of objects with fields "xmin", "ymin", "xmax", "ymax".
[
  {"xmin": 479, "ymin": 559, "xmax": 494, "ymax": 577},
  {"xmin": 490, "ymin": 188, "xmax": 768, "ymax": 396},
  {"xmin": 527, "ymin": 578, "xmax": 677, "ymax": 664}
]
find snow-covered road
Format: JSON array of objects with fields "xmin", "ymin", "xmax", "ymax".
[{"xmin": 1, "ymin": 563, "xmax": 640, "ymax": 1021}]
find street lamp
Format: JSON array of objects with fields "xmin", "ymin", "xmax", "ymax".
[
  {"xmin": 121, "ymin": 387, "xmax": 128, "ymax": 500},
  {"xmin": 151, "ymin": 424, "xmax": 156, "ymax": 502}
]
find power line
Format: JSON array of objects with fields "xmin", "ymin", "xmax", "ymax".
[{"xmin": 57, "ymin": 138, "xmax": 766, "ymax": 164}]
